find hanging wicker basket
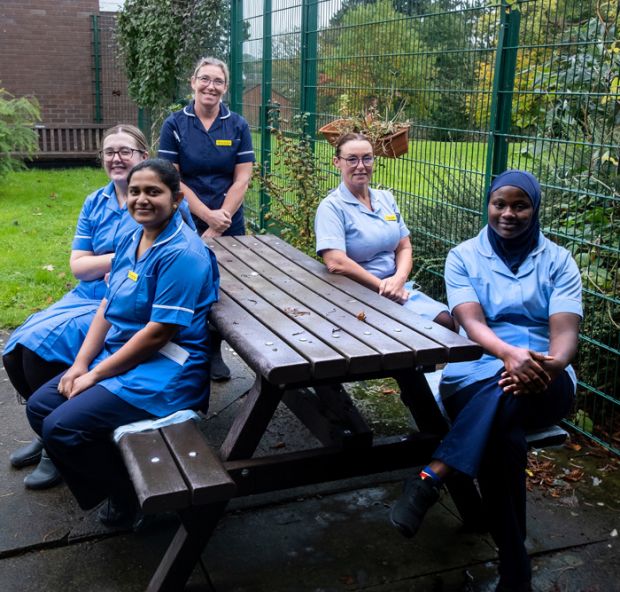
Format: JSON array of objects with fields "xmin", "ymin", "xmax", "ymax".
[{"xmin": 319, "ymin": 120, "xmax": 410, "ymax": 159}]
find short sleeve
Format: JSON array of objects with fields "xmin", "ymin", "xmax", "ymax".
[
  {"xmin": 549, "ymin": 251, "xmax": 583, "ymax": 318},
  {"xmin": 72, "ymin": 195, "xmax": 96, "ymax": 251},
  {"xmin": 387, "ymin": 192, "xmax": 410, "ymax": 240},
  {"xmin": 444, "ymin": 247, "xmax": 480, "ymax": 311},
  {"xmin": 315, "ymin": 198, "xmax": 347, "ymax": 254},
  {"xmin": 158, "ymin": 116, "xmax": 179, "ymax": 164},
  {"xmin": 150, "ymin": 250, "xmax": 211, "ymax": 327},
  {"xmin": 235, "ymin": 119, "xmax": 255, "ymax": 164}
]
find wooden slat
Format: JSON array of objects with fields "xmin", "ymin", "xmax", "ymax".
[
  {"xmin": 217, "ymin": 236, "xmax": 449, "ymax": 366},
  {"xmin": 217, "ymin": 267, "xmax": 348, "ymax": 381},
  {"xmin": 210, "ymin": 292, "xmax": 311, "ymax": 384},
  {"xmin": 254, "ymin": 234, "xmax": 482, "ymax": 363},
  {"xmin": 160, "ymin": 422, "xmax": 237, "ymax": 505},
  {"xmin": 210, "ymin": 240, "xmax": 386, "ymax": 374},
  {"xmin": 117, "ymin": 430, "xmax": 190, "ymax": 514}
]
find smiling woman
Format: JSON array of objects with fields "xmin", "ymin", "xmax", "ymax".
[{"xmin": 25, "ymin": 158, "xmax": 220, "ymax": 527}]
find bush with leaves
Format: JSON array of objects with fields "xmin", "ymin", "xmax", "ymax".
[
  {"xmin": 255, "ymin": 113, "xmax": 328, "ymax": 257},
  {"xmin": 0, "ymin": 87, "xmax": 40, "ymax": 178}
]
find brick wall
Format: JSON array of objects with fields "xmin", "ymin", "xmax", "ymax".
[{"xmin": 0, "ymin": 0, "xmax": 103, "ymax": 125}]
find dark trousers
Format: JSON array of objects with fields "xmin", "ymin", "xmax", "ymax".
[
  {"xmin": 434, "ymin": 371, "xmax": 575, "ymax": 586},
  {"xmin": 26, "ymin": 374, "xmax": 154, "ymax": 510},
  {"xmin": 3, "ymin": 345, "xmax": 69, "ymax": 400}
]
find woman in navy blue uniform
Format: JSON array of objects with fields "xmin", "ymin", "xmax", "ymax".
[
  {"xmin": 390, "ymin": 171, "xmax": 582, "ymax": 592},
  {"xmin": 159, "ymin": 56, "xmax": 255, "ymax": 379},
  {"xmin": 4, "ymin": 125, "xmax": 149, "ymax": 489},
  {"xmin": 26, "ymin": 159, "xmax": 219, "ymax": 525}
]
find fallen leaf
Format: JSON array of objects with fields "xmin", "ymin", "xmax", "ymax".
[
  {"xmin": 381, "ymin": 388, "xmax": 398, "ymax": 395},
  {"xmin": 356, "ymin": 311, "xmax": 367, "ymax": 321}
]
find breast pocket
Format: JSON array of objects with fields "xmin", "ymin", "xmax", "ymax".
[{"xmin": 133, "ymin": 272, "xmax": 156, "ymax": 322}]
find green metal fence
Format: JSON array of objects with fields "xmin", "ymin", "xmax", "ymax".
[{"xmin": 231, "ymin": 0, "xmax": 620, "ymax": 454}]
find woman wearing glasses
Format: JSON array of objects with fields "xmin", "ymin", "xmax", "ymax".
[
  {"xmin": 314, "ymin": 133, "xmax": 454, "ymax": 329},
  {"xmin": 159, "ymin": 56, "xmax": 255, "ymax": 379},
  {"xmin": 4, "ymin": 126, "xmax": 154, "ymax": 489}
]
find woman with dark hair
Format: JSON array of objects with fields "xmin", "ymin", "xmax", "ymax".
[
  {"xmin": 4, "ymin": 125, "xmax": 149, "ymax": 489},
  {"xmin": 314, "ymin": 133, "xmax": 454, "ymax": 328},
  {"xmin": 390, "ymin": 170, "xmax": 582, "ymax": 592},
  {"xmin": 26, "ymin": 159, "xmax": 219, "ymax": 526}
]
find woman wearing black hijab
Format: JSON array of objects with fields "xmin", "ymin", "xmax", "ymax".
[{"xmin": 390, "ymin": 170, "xmax": 583, "ymax": 591}]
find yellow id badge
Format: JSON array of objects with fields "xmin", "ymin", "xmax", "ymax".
[
  {"xmin": 216, "ymin": 139, "xmax": 232, "ymax": 146},
  {"xmin": 384, "ymin": 214, "xmax": 397, "ymax": 221},
  {"xmin": 127, "ymin": 271, "xmax": 138, "ymax": 281}
]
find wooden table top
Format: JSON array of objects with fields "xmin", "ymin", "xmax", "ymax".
[{"xmin": 208, "ymin": 234, "xmax": 481, "ymax": 385}]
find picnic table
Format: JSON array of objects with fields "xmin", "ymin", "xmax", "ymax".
[{"xmin": 119, "ymin": 234, "xmax": 483, "ymax": 592}]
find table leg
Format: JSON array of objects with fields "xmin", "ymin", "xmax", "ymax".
[
  {"xmin": 146, "ymin": 502, "xmax": 228, "ymax": 592},
  {"xmin": 220, "ymin": 375, "xmax": 285, "ymax": 462},
  {"xmin": 393, "ymin": 369, "xmax": 485, "ymax": 532}
]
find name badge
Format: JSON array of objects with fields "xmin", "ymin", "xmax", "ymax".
[
  {"xmin": 384, "ymin": 214, "xmax": 397, "ymax": 221},
  {"xmin": 127, "ymin": 271, "xmax": 138, "ymax": 281},
  {"xmin": 216, "ymin": 139, "xmax": 232, "ymax": 146}
]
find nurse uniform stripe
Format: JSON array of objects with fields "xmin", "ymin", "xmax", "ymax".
[
  {"xmin": 238, "ymin": 150, "xmax": 254, "ymax": 156},
  {"xmin": 153, "ymin": 304, "xmax": 195, "ymax": 314},
  {"xmin": 74, "ymin": 234, "xmax": 92, "ymax": 239},
  {"xmin": 159, "ymin": 149, "xmax": 178, "ymax": 155}
]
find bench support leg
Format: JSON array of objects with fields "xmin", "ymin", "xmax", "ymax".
[
  {"xmin": 394, "ymin": 369, "xmax": 485, "ymax": 532},
  {"xmin": 220, "ymin": 376, "xmax": 284, "ymax": 461},
  {"xmin": 146, "ymin": 502, "xmax": 228, "ymax": 592}
]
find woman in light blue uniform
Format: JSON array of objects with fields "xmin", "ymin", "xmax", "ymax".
[
  {"xmin": 26, "ymin": 159, "xmax": 219, "ymax": 526},
  {"xmin": 3, "ymin": 125, "xmax": 149, "ymax": 489},
  {"xmin": 390, "ymin": 171, "xmax": 582, "ymax": 592},
  {"xmin": 315, "ymin": 133, "xmax": 454, "ymax": 329}
]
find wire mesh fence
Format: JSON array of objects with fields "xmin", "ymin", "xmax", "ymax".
[{"xmin": 232, "ymin": 0, "xmax": 619, "ymax": 453}]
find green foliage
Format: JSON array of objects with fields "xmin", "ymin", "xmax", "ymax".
[
  {"xmin": 255, "ymin": 113, "xmax": 328, "ymax": 257},
  {"xmin": 0, "ymin": 168, "xmax": 108, "ymax": 329},
  {"xmin": 116, "ymin": 0, "xmax": 229, "ymax": 111},
  {"xmin": 0, "ymin": 87, "xmax": 40, "ymax": 178}
]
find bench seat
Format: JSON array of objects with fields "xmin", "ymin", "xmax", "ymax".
[{"xmin": 117, "ymin": 420, "xmax": 236, "ymax": 514}]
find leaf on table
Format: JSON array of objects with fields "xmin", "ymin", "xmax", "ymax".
[
  {"xmin": 356, "ymin": 311, "xmax": 367, "ymax": 321},
  {"xmin": 284, "ymin": 307, "xmax": 310, "ymax": 317}
]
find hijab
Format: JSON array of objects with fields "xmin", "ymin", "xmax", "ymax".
[{"xmin": 486, "ymin": 170, "xmax": 541, "ymax": 274}]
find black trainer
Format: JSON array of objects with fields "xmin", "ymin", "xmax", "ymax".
[
  {"xmin": 210, "ymin": 348, "xmax": 231, "ymax": 381},
  {"xmin": 390, "ymin": 474, "xmax": 440, "ymax": 538},
  {"xmin": 23, "ymin": 449, "xmax": 62, "ymax": 490},
  {"xmin": 97, "ymin": 493, "xmax": 138, "ymax": 528}
]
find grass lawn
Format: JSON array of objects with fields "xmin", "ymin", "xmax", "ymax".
[{"xmin": 0, "ymin": 167, "xmax": 108, "ymax": 329}]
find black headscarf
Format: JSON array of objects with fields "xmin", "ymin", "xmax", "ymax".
[{"xmin": 486, "ymin": 170, "xmax": 541, "ymax": 274}]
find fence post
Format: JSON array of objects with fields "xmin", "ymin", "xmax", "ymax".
[
  {"xmin": 300, "ymin": 0, "xmax": 319, "ymax": 137},
  {"xmin": 483, "ymin": 1, "xmax": 520, "ymax": 221},
  {"xmin": 229, "ymin": 0, "xmax": 243, "ymax": 114},
  {"xmin": 259, "ymin": 0, "xmax": 273, "ymax": 232},
  {"xmin": 91, "ymin": 14, "xmax": 102, "ymax": 123}
]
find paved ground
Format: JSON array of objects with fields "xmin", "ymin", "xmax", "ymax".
[{"xmin": 0, "ymin": 331, "xmax": 618, "ymax": 592}]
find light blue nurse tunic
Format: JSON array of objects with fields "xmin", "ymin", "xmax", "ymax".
[
  {"xmin": 93, "ymin": 210, "xmax": 219, "ymax": 416},
  {"xmin": 439, "ymin": 227, "xmax": 583, "ymax": 399},
  {"xmin": 4, "ymin": 183, "xmax": 196, "ymax": 366},
  {"xmin": 315, "ymin": 182, "xmax": 448, "ymax": 320}
]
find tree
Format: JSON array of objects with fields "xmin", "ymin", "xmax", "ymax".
[
  {"xmin": 0, "ymin": 87, "xmax": 40, "ymax": 178},
  {"xmin": 116, "ymin": 0, "xmax": 229, "ymax": 111},
  {"xmin": 319, "ymin": 0, "xmax": 436, "ymax": 121}
]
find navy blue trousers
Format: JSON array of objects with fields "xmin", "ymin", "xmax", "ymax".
[
  {"xmin": 26, "ymin": 374, "xmax": 154, "ymax": 510},
  {"xmin": 434, "ymin": 370, "xmax": 574, "ymax": 586}
]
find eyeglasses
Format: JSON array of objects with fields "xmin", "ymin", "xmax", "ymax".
[
  {"xmin": 195, "ymin": 75, "xmax": 226, "ymax": 88},
  {"xmin": 339, "ymin": 155, "xmax": 374, "ymax": 167},
  {"xmin": 99, "ymin": 147, "xmax": 145, "ymax": 160}
]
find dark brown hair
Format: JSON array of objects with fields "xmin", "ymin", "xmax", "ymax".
[{"xmin": 335, "ymin": 132, "xmax": 372, "ymax": 156}]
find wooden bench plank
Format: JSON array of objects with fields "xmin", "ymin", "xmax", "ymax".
[
  {"xmin": 210, "ymin": 241, "xmax": 387, "ymax": 374},
  {"xmin": 160, "ymin": 422, "xmax": 237, "ymax": 505},
  {"xmin": 254, "ymin": 234, "xmax": 482, "ymax": 363},
  {"xmin": 223, "ymin": 236, "xmax": 448, "ymax": 366},
  {"xmin": 210, "ymin": 292, "xmax": 311, "ymax": 384},
  {"xmin": 217, "ymin": 268, "xmax": 348, "ymax": 381},
  {"xmin": 117, "ymin": 430, "xmax": 190, "ymax": 514}
]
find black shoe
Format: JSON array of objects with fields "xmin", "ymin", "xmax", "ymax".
[
  {"xmin": 210, "ymin": 349, "xmax": 231, "ymax": 381},
  {"xmin": 97, "ymin": 494, "xmax": 138, "ymax": 528},
  {"xmin": 10, "ymin": 437, "xmax": 44, "ymax": 468},
  {"xmin": 23, "ymin": 449, "xmax": 62, "ymax": 490},
  {"xmin": 390, "ymin": 474, "xmax": 440, "ymax": 538}
]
